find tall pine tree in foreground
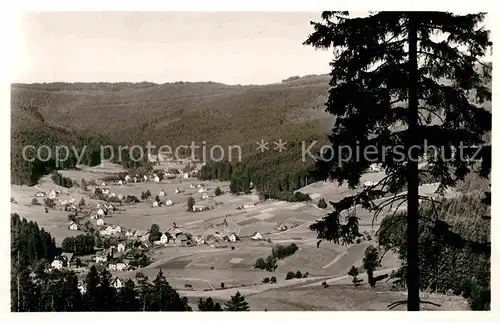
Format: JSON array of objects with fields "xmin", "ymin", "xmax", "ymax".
[{"xmin": 304, "ymin": 12, "xmax": 491, "ymax": 311}]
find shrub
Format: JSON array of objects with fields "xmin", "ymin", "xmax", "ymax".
[
  {"xmin": 254, "ymin": 257, "xmax": 266, "ymax": 270},
  {"xmin": 270, "ymin": 276, "xmax": 277, "ymax": 284},
  {"xmin": 31, "ymin": 198, "xmax": 40, "ymax": 205},
  {"xmin": 155, "ymin": 195, "xmax": 160, "ymax": 203},
  {"xmin": 220, "ymin": 282, "xmax": 225, "ymax": 289},
  {"xmin": 285, "ymin": 271, "xmax": 295, "ymax": 280},
  {"xmin": 141, "ymin": 190, "xmax": 151, "ymax": 200},
  {"xmin": 356, "ymin": 238, "xmax": 362, "ymax": 244},
  {"xmin": 231, "ymin": 246, "xmax": 235, "ymax": 250},
  {"xmin": 187, "ymin": 196, "xmax": 195, "ymax": 211},
  {"xmin": 10, "ymin": 197, "xmax": 16, "ymax": 203},
  {"xmin": 45, "ymin": 207, "xmax": 49, "ymax": 213},
  {"xmin": 78, "ymin": 197, "xmax": 86, "ymax": 207},
  {"xmin": 215, "ymin": 186, "xmax": 222, "ymax": 196},
  {"xmin": 94, "ymin": 187, "xmax": 103, "ymax": 195},
  {"xmin": 68, "ymin": 213, "xmax": 76, "ymax": 222},
  {"xmin": 44, "ymin": 198, "xmax": 56, "ymax": 209},
  {"xmin": 295, "ymin": 271, "xmax": 303, "ymax": 279},
  {"xmin": 317, "ymin": 198, "xmax": 328, "ymax": 209},
  {"xmin": 322, "ymin": 281, "xmax": 329, "ymax": 288},
  {"xmin": 125, "ymin": 195, "xmax": 140, "ymax": 204},
  {"xmin": 262, "ymin": 277, "xmax": 270, "ymax": 284}
]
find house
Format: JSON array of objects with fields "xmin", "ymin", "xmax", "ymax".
[
  {"xmin": 176, "ymin": 234, "xmax": 189, "ymax": 246},
  {"xmin": 165, "ymin": 199, "xmax": 173, "ymax": 206},
  {"xmin": 78, "ymin": 282, "xmax": 86, "ymax": 295},
  {"xmin": 113, "ymin": 226, "xmax": 122, "ymax": 234},
  {"xmin": 51, "ymin": 259, "xmax": 63, "ymax": 269},
  {"xmin": 198, "ymin": 188, "xmax": 207, "ymax": 193},
  {"xmin": 277, "ymin": 222, "xmax": 288, "ymax": 232},
  {"xmin": 189, "ymin": 184, "xmax": 195, "ymax": 188},
  {"xmin": 97, "ymin": 208, "xmax": 105, "ymax": 217},
  {"xmin": 112, "ymin": 277, "xmax": 124, "ymax": 289},
  {"xmin": 133, "ymin": 177, "xmax": 138, "ymax": 183},
  {"xmin": 108, "ymin": 263, "xmax": 117, "ymax": 271},
  {"xmin": 183, "ymin": 173, "xmax": 189, "ymax": 179},
  {"xmin": 160, "ymin": 233, "xmax": 169, "ymax": 244},
  {"xmin": 97, "ymin": 218, "xmax": 105, "ymax": 226},
  {"xmin": 251, "ymin": 232, "xmax": 263, "ymax": 241},
  {"xmin": 140, "ymin": 233, "xmax": 150, "ymax": 242},
  {"xmin": 118, "ymin": 180, "xmax": 123, "ymax": 186},
  {"xmin": 125, "ymin": 230, "xmax": 135, "ymax": 237},
  {"xmin": 193, "ymin": 235, "xmax": 205, "ymax": 245},
  {"xmin": 116, "ymin": 263, "xmax": 128, "ymax": 271},
  {"xmin": 103, "ymin": 189, "xmax": 110, "ymax": 196},
  {"xmin": 363, "ymin": 181, "xmax": 376, "ymax": 187},
  {"xmin": 228, "ymin": 232, "xmax": 239, "ymax": 242},
  {"xmin": 152, "ymin": 201, "xmax": 159, "ymax": 208},
  {"xmin": 167, "ymin": 227, "xmax": 182, "ymax": 236},
  {"xmin": 143, "ymin": 175, "xmax": 148, "ymax": 182},
  {"xmin": 243, "ymin": 203, "xmax": 255, "ymax": 209},
  {"xmin": 100, "ymin": 225, "xmax": 114, "ymax": 236},
  {"xmin": 117, "ymin": 194, "xmax": 124, "ymax": 200},
  {"xmin": 69, "ymin": 222, "xmax": 79, "ymax": 231},
  {"xmin": 201, "ymin": 194, "xmax": 209, "ymax": 200},
  {"xmin": 159, "ymin": 190, "xmax": 166, "ymax": 197},
  {"xmin": 193, "ymin": 205, "xmax": 209, "ymax": 212},
  {"xmin": 154, "ymin": 175, "xmax": 160, "ymax": 183},
  {"xmin": 48, "ymin": 190, "xmax": 57, "ymax": 199},
  {"xmin": 61, "ymin": 252, "xmax": 74, "ymax": 265},
  {"xmin": 125, "ymin": 175, "xmax": 131, "ymax": 182},
  {"xmin": 94, "ymin": 254, "xmax": 107, "ymax": 263},
  {"xmin": 117, "ymin": 243, "xmax": 126, "ymax": 252},
  {"xmin": 369, "ymin": 163, "xmax": 382, "ymax": 172}
]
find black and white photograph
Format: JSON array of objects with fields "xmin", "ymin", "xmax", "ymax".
[{"xmin": 6, "ymin": 5, "xmax": 494, "ymax": 315}]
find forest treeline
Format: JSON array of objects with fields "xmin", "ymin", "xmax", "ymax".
[
  {"xmin": 378, "ymin": 194, "xmax": 491, "ymax": 310},
  {"xmin": 11, "ymin": 213, "xmax": 250, "ymax": 312}
]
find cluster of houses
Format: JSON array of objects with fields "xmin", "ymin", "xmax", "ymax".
[{"xmin": 35, "ymin": 188, "xmax": 61, "ymax": 199}]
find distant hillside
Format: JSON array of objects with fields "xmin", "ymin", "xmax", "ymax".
[{"xmin": 12, "ymin": 74, "xmax": 333, "ymax": 153}]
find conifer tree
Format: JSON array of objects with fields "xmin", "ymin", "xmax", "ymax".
[
  {"xmin": 224, "ymin": 291, "xmax": 250, "ymax": 311},
  {"xmin": 304, "ymin": 11, "xmax": 491, "ymax": 310}
]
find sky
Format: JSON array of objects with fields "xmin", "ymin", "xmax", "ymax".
[{"xmin": 14, "ymin": 12, "xmax": 492, "ymax": 85}]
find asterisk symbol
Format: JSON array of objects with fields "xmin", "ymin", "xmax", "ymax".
[
  {"xmin": 256, "ymin": 139, "xmax": 269, "ymax": 153},
  {"xmin": 273, "ymin": 139, "xmax": 287, "ymax": 152}
]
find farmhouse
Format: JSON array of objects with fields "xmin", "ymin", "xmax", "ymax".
[
  {"xmin": 116, "ymin": 263, "xmax": 128, "ymax": 271},
  {"xmin": 113, "ymin": 226, "xmax": 122, "ymax": 234},
  {"xmin": 108, "ymin": 263, "xmax": 117, "ymax": 271},
  {"xmin": 112, "ymin": 277, "xmax": 124, "ymax": 289},
  {"xmin": 97, "ymin": 208, "xmax": 105, "ymax": 217},
  {"xmin": 277, "ymin": 222, "xmax": 288, "ymax": 231},
  {"xmin": 118, "ymin": 180, "xmax": 123, "ymax": 186},
  {"xmin": 117, "ymin": 243, "xmax": 126, "ymax": 252},
  {"xmin": 152, "ymin": 201, "xmax": 159, "ymax": 208},
  {"xmin": 183, "ymin": 173, "xmax": 189, "ymax": 179},
  {"xmin": 125, "ymin": 175, "xmax": 131, "ymax": 182},
  {"xmin": 100, "ymin": 226, "xmax": 114, "ymax": 236},
  {"xmin": 94, "ymin": 254, "xmax": 107, "ymax": 263},
  {"xmin": 198, "ymin": 188, "xmax": 207, "ymax": 193},
  {"xmin": 48, "ymin": 190, "xmax": 57, "ymax": 199},
  {"xmin": 133, "ymin": 177, "xmax": 138, "ymax": 183},
  {"xmin": 251, "ymin": 232, "xmax": 263, "ymax": 241},
  {"xmin": 159, "ymin": 189, "xmax": 166, "ymax": 197},
  {"xmin": 201, "ymin": 194, "xmax": 209, "ymax": 200},
  {"xmin": 97, "ymin": 218, "xmax": 105, "ymax": 226},
  {"xmin": 192, "ymin": 205, "xmax": 209, "ymax": 212},
  {"xmin": 51, "ymin": 259, "xmax": 64, "ymax": 269},
  {"xmin": 176, "ymin": 234, "xmax": 189, "ymax": 246},
  {"xmin": 165, "ymin": 199, "xmax": 173, "ymax": 206},
  {"xmin": 61, "ymin": 252, "xmax": 74, "ymax": 265},
  {"xmin": 159, "ymin": 233, "xmax": 169, "ymax": 244},
  {"xmin": 193, "ymin": 235, "xmax": 205, "ymax": 245},
  {"xmin": 78, "ymin": 282, "xmax": 86, "ymax": 295},
  {"xmin": 68, "ymin": 222, "xmax": 79, "ymax": 231},
  {"xmin": 243, "ymin": 203, "xmax": 255, "ymax": 209},
  {"xmin": 154, "ymin": 175, "xmax": 160, "ymax": 182},
  {"xmin": 228, "ymin": 232, "xmax": 240, "ymax": 242}
]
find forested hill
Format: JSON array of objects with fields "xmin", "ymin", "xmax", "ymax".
[{"xmin": 11, "ymin": 74, "xmax": 332, "ymax": 148}]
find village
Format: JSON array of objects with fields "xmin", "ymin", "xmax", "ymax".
[{"xmin": 10, "ymin": 155, "xmax": 446, "ymax": 307}]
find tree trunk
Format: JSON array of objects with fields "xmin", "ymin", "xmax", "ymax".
[{"xmin": 406, "ymin": 13, "xmax": 421, "ymax": 311}]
